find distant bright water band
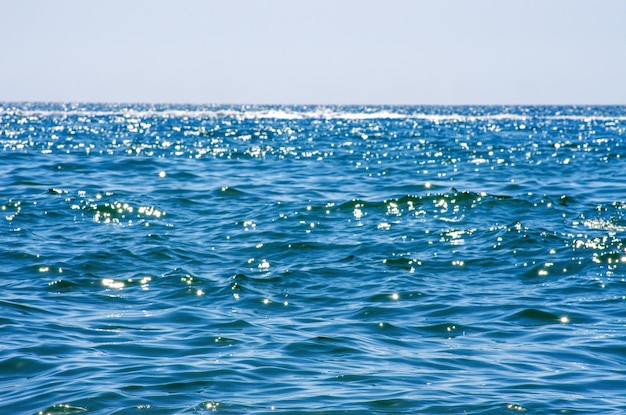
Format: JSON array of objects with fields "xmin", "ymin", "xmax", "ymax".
[{"xmin": 1, "ymin": 104, "xmax": 626, "ymax": 414}]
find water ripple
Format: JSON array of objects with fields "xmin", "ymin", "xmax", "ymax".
[{"xmin": 2, "ymin": 104, "xmax": 626, "ymax": 414}]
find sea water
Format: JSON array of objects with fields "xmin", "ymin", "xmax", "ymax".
[{"xmin": 1, "ymin": 103, "xmax": 626, "ymax": 414}]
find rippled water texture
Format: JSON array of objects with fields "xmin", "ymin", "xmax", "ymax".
[{"xmin": 2, "ymin": 104, "xmax": 626, "ymax": 414}]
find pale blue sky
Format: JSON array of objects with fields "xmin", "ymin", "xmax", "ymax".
[{"xmin": 1, "ymin": 0, "xmax": 625, "ymax": 105}]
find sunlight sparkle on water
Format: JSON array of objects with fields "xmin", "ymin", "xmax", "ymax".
[{"xmin": 102, "ymin": 278, "xmax": 125, "ymax": 289}]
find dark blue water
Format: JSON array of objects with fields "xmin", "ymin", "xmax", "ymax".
[{"xmin": 2, "ymin": 103, "xmax": 626, "ymax": 414}]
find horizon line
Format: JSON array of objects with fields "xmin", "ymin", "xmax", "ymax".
[{"xmin": 1, "ymin": 100, "xmax": 625, "ymax": 108}]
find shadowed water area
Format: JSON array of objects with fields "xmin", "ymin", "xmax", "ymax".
[{"xmin": 1, "ymin": 104, "xmax": 626, "ymax": 414}]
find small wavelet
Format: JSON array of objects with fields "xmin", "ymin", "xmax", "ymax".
[
  {"xmin": 36, "ymin": 404, "xmax": 88, "ymax": 415},
  {"xmin": 505, "ymin": 308, "xmax": 567, "ymax": 326}
]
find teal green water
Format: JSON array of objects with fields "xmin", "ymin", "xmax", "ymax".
[{"xmin": 1, "ymin": 104, "xmax": 626, "ymax": 414}]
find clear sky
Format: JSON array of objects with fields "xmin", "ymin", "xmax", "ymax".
[{"xmin": 1, "ymin": 0, "xmax": 625, "ymax": 105}]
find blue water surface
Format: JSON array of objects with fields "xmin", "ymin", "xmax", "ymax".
[{"xmin": 1, "ymin": 103, "xmax": 626, "ymax": 414}]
